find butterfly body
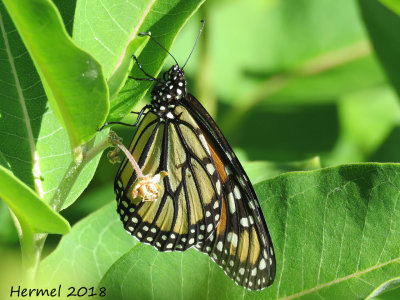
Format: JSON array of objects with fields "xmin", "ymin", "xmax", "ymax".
[{"xmin": 115, "ymin": 64, "xmax": 276, "ymax": 290}]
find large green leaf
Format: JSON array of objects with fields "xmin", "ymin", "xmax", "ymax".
[
  {"xmin": 40, "ymin": 164, "xmax": 400, "ymax": 298},
  {"xmin": 73, "ymin": 0, "xmax": 205, "ymax": 122},
  {"xmin": 359, "ymin": 0, "xmax": 400, "ymax": 99},
  {"xmin": 38, "ymin": 201, "xmax": 136, "ymax": 286},
  {"xmin": 0, "ymin": 166, "xmax": 69, "ymax": 234},
  {"xmin": 3, "ymin": 0, "xmax": 109, "ymax": 149},
  {"xmin": 99, "ymin": 163, "xmax": 400, "ymax": 299},
  {"xmin": 0, "ymin": 3, "xmax": 108, "ymax": 210}
]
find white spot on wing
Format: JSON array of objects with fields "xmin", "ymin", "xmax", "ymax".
[
  {"xmin": 206, "ymin": 164, "xmax": 215, "ymax": 175},
  {"xmin": 240, "ymin": 218, "xmax": 249, "ymax": 227},
  {"xmin": 227, "ymin": 232, "xmax": 238, "ymax": 247},
  {"xmin": 199, "ymin": 134, "xmax": 211, "ymax": 155},
  {"xmin": 217, "ymin": 241, "xmax": 223, "ymax": 251},
  {"xmin": 225, "ymin": 166, "xmax": 232, "ymax": 175},
  {"xmin": 216, "ymin": 180, "xmax": 221, "ymax": 195},
  {"xmin": 259, "ymin": 258, "xmax": 266, "ymax": 270},
  {"xmin": 233, "ymin": 185, "xmax": 241, "ymax": 199},
  {"xmin": 213, "ymin": 201, "xmax": 219, "ymax": 209},
  {"xmin": 228, "ymin": 193, "xmax": 236, "ymax": 214},
  {"xmin": 249, "ymin": 216, "xmax": 254, "ymax": 225}
]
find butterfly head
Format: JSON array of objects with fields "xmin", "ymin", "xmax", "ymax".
[{"xmin": 151, "ymin": 65, "xmax": 186, "ymax": 105}]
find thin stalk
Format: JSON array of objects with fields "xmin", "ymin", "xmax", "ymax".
[
  {"xmin": 222, "ymin": 40, "xmax": 372, "ymax": 133},
  {"xmin": 113, "ymin": 139, "xmax": 144, "ymax": 178},
  {"xmin": 50, "ymin": 134, "xmax": 111, "ymax": 212},
  {"xmin": 19, "ymin": 132, "xmax": 114, "ymax": 283}
]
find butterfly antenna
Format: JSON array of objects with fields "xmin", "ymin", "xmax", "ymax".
[
  {"xmin": 182, "ymin": 20, "xmax": 205, "ymax": 69},
  {"xmin": 139, "ymin": 32, "xmax": 179, "ymax": 66}
]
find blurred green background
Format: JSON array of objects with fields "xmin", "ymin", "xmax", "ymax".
[{"xmin": 1, "ymin": 0, "xmax": 400, "ymax": 298}]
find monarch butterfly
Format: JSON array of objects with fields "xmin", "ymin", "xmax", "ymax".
[{"xmin": 112, "ymin": 21, "xmax": 276, "ymax": 290}]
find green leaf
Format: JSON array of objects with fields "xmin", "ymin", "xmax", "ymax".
[
  {"xmin": 107, "ymin": 35, "xmax": 150, "ymax": 100},
  {"xmin": 99, "ymin": 163, "xmax": 400, "ymax": 299},
  {"xmin": 73, "ymin": 0, "xmax": 205, "ymax": 122},
  {"xmin": 378, "ymin": 0, "xmax": 400, "ymax": 16},
  {"xmin": 368, "ymin": 277, "xmax": 400, "ymax": 299},
  {"xmin": 2, "ymin": 0, "xmax": 109, "ymax": 149},
  {"xmin": 0, "ymin": 165, "xmax": 70, "ymax": 234},
  {"xmin": 0, "ymin": 3, "xmax": 107, "ymax": 209},
  {"xmin": 73, "ymin": 0, "xmax": 152, "ymax": 100},
  {"xmin": 38, "ymin": 201, "xmax": 137, "ymax": 286},
  {"xmin": 0, "ymin": 201, "xmax": 18, "ymax": 243},
  {"xmin": 359, "ymin": 0, "xmax": 400, "ymax": 98}
]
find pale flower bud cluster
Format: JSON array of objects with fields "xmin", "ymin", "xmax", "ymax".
[{"xmin": 131, "ymin": 171, "xmax": 168, "ymax": 202}]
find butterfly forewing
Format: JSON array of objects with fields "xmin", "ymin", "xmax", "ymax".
[{"xmin": 115, "ymin": 106, "xmax": 222, "ymax": 251}]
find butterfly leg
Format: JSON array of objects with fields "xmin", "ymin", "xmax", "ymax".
[
  {"xmin": 133, "ymin": 104, "xmax": 152, "ymax": 126},
  {"xmin": 98, "ymin": 105, "xmax": 152, "ymax": 131},
  {"xmin": 98, "ymin": 121, "xmax": 137, "ymax": 131},
  {"xmin": 129, "ymin": 55, "xmax": 158, "ymax": 81}
]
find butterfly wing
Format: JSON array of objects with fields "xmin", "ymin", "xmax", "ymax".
[
  {"xmin": 182, "ymin": 94, "xmax": 276, "ymax": 290},
  {"xmin": 115, "ymin": 108, "xmax": 222, "ymax": 251}
]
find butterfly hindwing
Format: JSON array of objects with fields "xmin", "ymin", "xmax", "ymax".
[
  {"xmin": 114, "ymin": 61, "xmax": 275, "ymax": 290},
  {"xmin": 115, "ymin": 106, "xmax": 222, "ymax": 251},
  {"xmin": 182, "ymin": 94, "xmax": 276, "ymax": 290}
]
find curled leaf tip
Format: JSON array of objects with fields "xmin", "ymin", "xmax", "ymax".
[{"xmin": 107, "ymin": 148, "xmax": 121, "ymax": 164}]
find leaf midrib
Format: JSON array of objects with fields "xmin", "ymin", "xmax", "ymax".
[
  {"xmin": 0, "ymin": 9, "xmax": 42, "ymax": 196},
  {"xmin": 280, "ymin": 256, "xmax": 400, "ymax": 300},
  {"xmin": 109, "ymin": 0, "xmax": 157, "ymax": 77}
]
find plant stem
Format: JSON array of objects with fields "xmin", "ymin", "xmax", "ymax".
[
  {"xmin": 222, "ymin": 40, "xmax": 372, "ymax": 134},
  {"xmin": 19, "ymin": 132, "xmax": 114, "ymax": 283},
  {"xmin": 50, "ymin": 133, "xmax": 112, "ymax": 212}
]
